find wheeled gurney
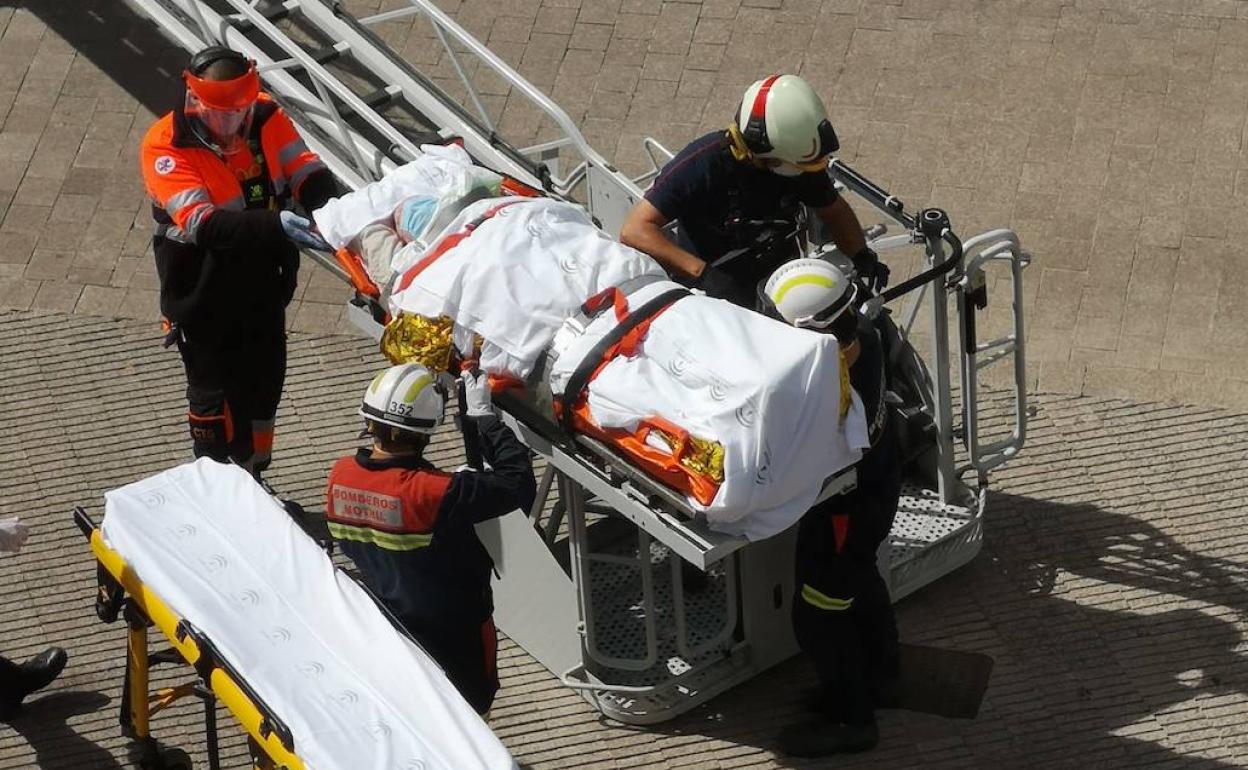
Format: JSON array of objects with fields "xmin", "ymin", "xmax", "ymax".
[
  {"xmin": 131, "ymin": 0, "xmax": 1031, "ymax": 725},
  {"xmin": 75, "ymin": 459, "xmax": 518, "ymax": 770}
]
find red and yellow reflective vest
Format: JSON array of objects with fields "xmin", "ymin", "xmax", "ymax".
[{"xmin": 325, "ymin": 415, "xmax": 537, "ymax": 627}]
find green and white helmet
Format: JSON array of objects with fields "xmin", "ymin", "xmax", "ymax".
[
  {"xmin": 764, "ymin": 258, "xmax": 855, "ymax": 330},
  {"xmin": 736, "ymin": 74, "xmax": 839, "ymax": 172},
  {"xmin": 359, "ymin": 363, "xmax": 445, "ymax": 434}
]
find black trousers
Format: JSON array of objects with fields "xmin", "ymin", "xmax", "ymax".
[
  {"xmin": 792, "ymin": 475, "xmax": 902, "ymax": 726},
  {"xmin": 176, "ymin": 312, "xmax": 286, "ymax": 471},
  {"xmin": 0, "ymin": 654, "xmax": 20, "ymax": 700},
  {"xmin": 407, "ymin": 617, "xmax": 499, "ymax": 715}
]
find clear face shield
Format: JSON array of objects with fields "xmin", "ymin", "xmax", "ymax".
[
  {"xmin": 184, "ymin": 91, "xmax": 254, "ymax": 154},
  {"xmin": 183, "ymin": 63, "xmax": 260, "ymax": 155}
]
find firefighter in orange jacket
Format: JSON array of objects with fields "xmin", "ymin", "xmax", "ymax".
[
  {"xmin": 140, "ymin": 46, "xmax": 340, "ymax": 474},
  {"xmin": 326, "ymin": 363, "xmax": 536, "ymax": 714}
]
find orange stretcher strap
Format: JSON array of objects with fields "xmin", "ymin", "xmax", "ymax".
[
  {"xmin": 555, "ymin": 286, "xmax": 686, "ymax": 436},
  {"xmin": 500, "ymin": 176, "xmax": 542, "ymax": 198},
  {"xmin": 570, "ymin": 409, "xmax": 722, "ymax": 507},
  {"xmin": 555, "ymin": 284, "xmax": 722, "ymax": 505},
  {"xmin": 335, "ymin": 248, "xmax": 381, "ymax": 300}
]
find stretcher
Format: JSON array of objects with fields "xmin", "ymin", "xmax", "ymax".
[
  {"xmin": 75, "ymin": 459, "xmax": 518, "ymax": 770},
  {"xmin": 318, "ymin": 159, "xmax": 869, "ymax": 540},
  {"xmin": 132, "ymin": 0, "xmax": 1030, "ymax": 725}
]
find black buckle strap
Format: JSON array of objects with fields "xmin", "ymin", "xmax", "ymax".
[
  {"xmin": 175, "ymin": 620, "xmax": 295, "ymax": 754},
  {"xmin": 558, "ymin": 286, "xmax": 690, "ymax": 434}
]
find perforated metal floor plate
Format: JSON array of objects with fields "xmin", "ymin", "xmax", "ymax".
[
  {"xmin": 888, "ymin": 482, "xmax": 983, "ymax": 599},
  {"xmin": 584, "ymin": 536, "xmax": 734, "ymax": 688},
  {"xmin": 889, "ymin": 483, "xmax": 975, "ymax": 563}
]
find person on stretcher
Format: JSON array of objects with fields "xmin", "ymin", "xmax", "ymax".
[
  {"xmin": 317, "ymin": 150, "xmax": 868, "ymax": 538},
  {"xmin": 351, "ymin": 195, "xmax": 471, "ymax": 299}
]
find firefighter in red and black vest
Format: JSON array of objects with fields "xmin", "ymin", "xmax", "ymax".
[
  {"xmin": 326, "ymin": 363, "xmax": 536, "ymax": 714},
  {"xmin": 140, "ymin": 46, "xmax": 341, "ymax": 474}
]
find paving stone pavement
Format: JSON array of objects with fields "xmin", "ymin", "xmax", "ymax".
[
  {"xmin": 0, "ymin": 0, "xmax": 1247, "ymax": 406},
  {"xmin": 1, "ymin": 310, "xmax": 1246, "ymax": 769},
  {"xmin": 1, "ymin": 0, "xmax": 1248, "ymax": 767}
]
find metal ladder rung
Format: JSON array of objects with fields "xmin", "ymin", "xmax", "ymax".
[
  {"xmin": 973, "ymin": 337, "xmax": 1016, "ymax": 370},
  {"xmin": 310, "ymin": 41, "xmax": 350, "ymax": 65},
  {"xmin": 358, "ymin": 6, "xmax": 423, "ymax": 26},
  {"xmin": 259, "ymin": 40, "xmax": 349, "ymax": 74},
  {"xmin": 338, "ymin": 85, "xmax": 402, "ymax": 119},
  {"xmin": 227, "ymin": 0, "xmax": 297, "ymax": 31}
]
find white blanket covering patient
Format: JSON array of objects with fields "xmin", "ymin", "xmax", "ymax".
[{"xmin": 316, "ymin": 150, "xmax": 869, "ymax": 539}]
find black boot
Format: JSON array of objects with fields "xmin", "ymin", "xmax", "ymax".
[
  {"xmin": 0, "ymin": 647, "xmax": 68, "ymax": 721},
  {"xmin": 777, "ymin": 719, "xmax": 879, "ymax": 757},
  {"xmin": 802, "ymin": 677, "xmax": 901, "ymax": 713}
]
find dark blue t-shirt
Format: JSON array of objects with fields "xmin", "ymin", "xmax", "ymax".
[{"xmin": 645, "ymin": 131, "xmax": 838, "ymax": 260}]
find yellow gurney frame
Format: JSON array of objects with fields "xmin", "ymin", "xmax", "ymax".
[{"xmin": 74, "ymin": 507, "xmax": 304, "ymax": 770}]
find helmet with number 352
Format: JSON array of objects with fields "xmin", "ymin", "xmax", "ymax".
[{"xmin": 359, "ymin": 363, "xmax": 446, "ymax": 434}]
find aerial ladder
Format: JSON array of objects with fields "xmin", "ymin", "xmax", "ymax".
[{"xmin": 129, "ymin": 0, "xmax": 1029, "ymax": 724}]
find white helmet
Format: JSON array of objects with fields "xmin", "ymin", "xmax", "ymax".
[
  {"xmin": 764, "ymin": 258, "xmax": 855, "ymax": 330},
  {"xmin": 734, "ymin": 74, "xmax": 838, "ymax": 173},
  {"xmin": 359, "ymin": 363, "xmax": 445, "ymax": 434}
]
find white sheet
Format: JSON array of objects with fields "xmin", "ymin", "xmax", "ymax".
[
  {"xmin": 312, "ymin": 144, "xmax": 501, "ymax": 250},
  {"xmin": 549, "ymin": 280, "xmax": 870, "ymax": 540},
  {"xmin": 388, "ymin": 197, "xmax": 666, "ymax": 379},
  {"xmin": 101, "ymin": 459, "xmax": 517, "ymax": 770}
]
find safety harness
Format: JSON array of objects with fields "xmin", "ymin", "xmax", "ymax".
[{"xmin": 557, "ymin": 282, "xmax": 691, "ymax": 434}]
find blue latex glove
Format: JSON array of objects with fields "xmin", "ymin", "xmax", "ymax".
[
  {"xmin": 279, "ymin": 210, "xmax": 331, "ymax": 251},
  {"xmin": 394, "ymin": 195, "xmax": 438, "ymax": 243}
]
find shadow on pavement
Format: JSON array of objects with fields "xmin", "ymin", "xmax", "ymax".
[
  {"xmin": 21, "ymin": 0, "xmax": 186, "ymax": 116},
  {"xmin": 630, "ymin": 492, "xmax": 1246, "ymax": 768},
  {"xmin": 6, "ymin": 690, "xmax": 125, "ymax": 770}
]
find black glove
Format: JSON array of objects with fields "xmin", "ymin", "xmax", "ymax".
[
  {"xmin": 851, "ymin": 246, "xmax": 890, "ymax": 292},
  {"xmin": 693, "ymin": 264, "xmax": 741, "ymax": 301}
]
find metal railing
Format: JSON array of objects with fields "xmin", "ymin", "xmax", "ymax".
[
  {"xmin": 827, "ymin": 161, "xmax": 1029, "ymax": 502},
  {"xmin": 957, "ymin": 230, "xmax": 1030, "ymax": 480}
]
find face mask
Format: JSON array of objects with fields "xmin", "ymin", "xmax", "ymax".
[
  {"xmin": 769, "ymin": 163, "xmax": 803, "ymax": 177},
  {"xmin": 394, "ymin": 196, "xmax": 439, "ymax": 243}
]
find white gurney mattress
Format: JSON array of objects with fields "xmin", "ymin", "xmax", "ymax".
[{"xmin": 101, "ymin": 459, "xmax": 517, "ymax": 770}]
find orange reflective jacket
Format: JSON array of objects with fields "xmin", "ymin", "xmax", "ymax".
[
  {"xmin": 141, "ymin": 93, "xmax": 325, "ymax": 243},
  {"xmin": 140, "ymin": 94, "xmax": 331, "ymax": 324}
]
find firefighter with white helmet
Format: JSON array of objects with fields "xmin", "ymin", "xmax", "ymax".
[
  {"xmin": 325, "ymin": 363, "xmax": 536, "ymax": 715},
  {"xmin": 763, "ymin": 259, "xmax": 903, "ymax": 758},
  {"xmin": 765, "ymin": 257, "xmax": 859, "ymax": 332},
  {"xmin": 621, "ymin": 74, "xmax": 888, "ymax": 308}
]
